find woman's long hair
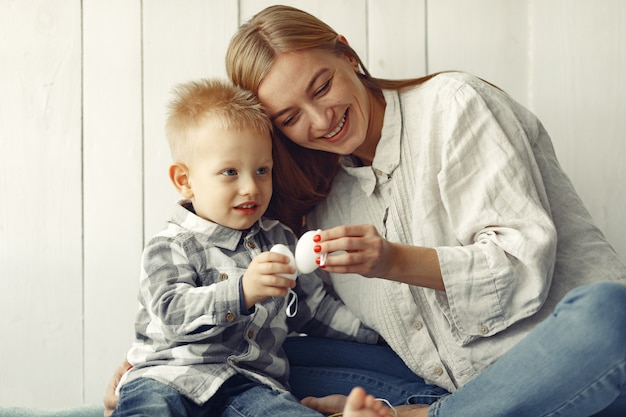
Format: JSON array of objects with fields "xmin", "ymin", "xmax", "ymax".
[{"xmin": 227, "ymin": 5, "xmax": 437, "ymax": 234}]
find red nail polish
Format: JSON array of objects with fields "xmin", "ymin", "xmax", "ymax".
[
  {"xmin": 315, "ymin": 257, "xmax": 320, "ymax": 265},
  {"xmin": 314, "ymin": 245, "xmax": 322, "ymax": 253},
  {"xmin": 313, "ymin": 234, "xmax": 321, "ymax": 242}
]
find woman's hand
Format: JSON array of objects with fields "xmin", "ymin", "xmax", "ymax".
[
  {"xmin": 241, "ymin": 251, "xmax": 297, "ymax": 309},
  {"xmin": 313, "ymin": 225, "xmax": 391, "ymax": 278},
  {"xmin": 314, "ymin": 224, "xmax": 445, "ymax": 291},
  {"xmin": 103, "ymin": 360, "xmax": 132, "ymax": 416}
]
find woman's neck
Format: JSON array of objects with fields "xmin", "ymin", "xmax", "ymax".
[{"xmin": 351, "ymin": 92, "xmax": 386, "ymax": 166}]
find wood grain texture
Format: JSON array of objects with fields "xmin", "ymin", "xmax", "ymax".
[
  {"xmin": 82, "ymin": 0, "xmax": 143, "ymax": 404},
  {"xmin": 0, "ymin": 0, "xmax": 83, "ymax": 407}
]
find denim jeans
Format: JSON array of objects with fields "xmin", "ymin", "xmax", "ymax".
[
  {"xmin": 112, "ymin": 374, "xmax": 324, "ymax": 417},
  {"xmin": 284, "ymin": 282, "xmax": 626, "ymax": 417},
  {"xmin": 284, "ymin": 336, "xmax": 448, "ymax": 405}
]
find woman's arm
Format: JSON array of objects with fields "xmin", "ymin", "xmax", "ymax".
[{"xmin": 312, "ymin": 224, "xmax": 445, "ymax": 291}]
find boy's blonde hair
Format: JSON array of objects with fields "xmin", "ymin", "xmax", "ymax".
[{"xmin": 165, "ymin": 78, "xmax": 272, "ymax": 162}]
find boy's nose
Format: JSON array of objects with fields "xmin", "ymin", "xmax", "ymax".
[{"xmin": 240, "ymin": 176, "xmax": 260, "ymax": 195}]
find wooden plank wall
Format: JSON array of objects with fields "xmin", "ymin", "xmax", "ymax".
[
  {"xmin": 1, "ymin": 0, "xmax": 84, "ymax": 407},
  {"xmin": 0, "ymin": 0, "xmax": 624, "ymax": 408}
]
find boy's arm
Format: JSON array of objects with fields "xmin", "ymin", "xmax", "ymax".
[
  {"xmin": 287, "ymin": 270, "xmax": 379, "ymax": 344},
  {"xmin": 139, "ymin": 235, "xmax": 244, "ymax": 343}
]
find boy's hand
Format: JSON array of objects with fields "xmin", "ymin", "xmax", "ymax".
[
  {"xmin": 103, "ymin": 360, "xmax": 132, "ymax": 416},
  {"xmin": 241, "ymin": 251, "xmax": 297, "ymax": 309}
]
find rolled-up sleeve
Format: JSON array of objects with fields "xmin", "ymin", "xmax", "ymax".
[{"xmin": 434, "ymin": 80, "xmax": 557, "ymax": 343}]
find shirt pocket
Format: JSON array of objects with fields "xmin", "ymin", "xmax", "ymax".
[{"xmin": 196, "ymin": 266, "xmax": 245, "ymax": 287}]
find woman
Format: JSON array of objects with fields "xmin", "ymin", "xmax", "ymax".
[
  {"xmin": 106, "ymin": 5, "xmax": 626, "ymax": 417},
  {"xmin": 224, "ymin": 5, "xmax": 626, "ymax": 417}
]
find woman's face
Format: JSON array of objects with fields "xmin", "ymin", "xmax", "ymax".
[{"xmin": 257, "ymin": 47, "xmax": 380, "ymax": 159}]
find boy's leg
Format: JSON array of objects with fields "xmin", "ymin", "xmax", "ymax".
[
  {"xmin": 111, "ymin": 377, "xmax": 196, "ymax": 417},
  {"xmin": 284, "ymin": 337, "xmax": 448, "ymax": 406},
  {"xmin": 219, "ymin": 376, "xmax": 323, "ymax": 417}
]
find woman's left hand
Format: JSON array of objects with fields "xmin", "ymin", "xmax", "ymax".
[{"xmin": 313, "ymin": 224, "xmax": 393, "ymax": 278}]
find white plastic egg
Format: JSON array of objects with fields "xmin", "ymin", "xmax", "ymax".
[
  {"xmin": 294, "ymin": 229, "xmax": 321, "ymax": 274},
  {"xmin": 270, "ymin": 244, "xmax": 297, "ymax": 280}
]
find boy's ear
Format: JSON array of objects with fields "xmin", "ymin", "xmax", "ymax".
[{"xmin": 169, "ymin": 163, "xmax": 193, "ymax": 198}]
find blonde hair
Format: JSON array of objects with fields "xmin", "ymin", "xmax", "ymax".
[
  {"xmin": 165, "ymin": 78, "xmax": 272, "ymax": 163},
  {"xmin": 226, "ymin": 5, "xmax": 438, "ymax": 99},
  {"xmin": 226, "ymin": 5, "xmax": 439, "ymax": 233}
]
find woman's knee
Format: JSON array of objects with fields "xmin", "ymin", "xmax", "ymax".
[
  {"xmin": 558, "ymin": 281, "xmax": 626, "ymax": 343},
  {"xmin": 562, "ymin": 281, "xmax": 626, "ymax": 313}
]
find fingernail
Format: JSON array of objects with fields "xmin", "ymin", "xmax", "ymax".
[
  {"xmin": 315, "ymin": 257, "xmax": 320, "ymax": 265},
  {"xmin": 313, "ymin": 234, "xmax": 321, "ymax": 242},
  {"xmin": 313, "ymin": 245, "xmax": 322, "ymax": 253}
]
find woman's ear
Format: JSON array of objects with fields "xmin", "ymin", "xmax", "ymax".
[
  {"xmin": 169, "ymin": 163, "xmax": 193, "ymax": 199},
  {"xmin": 337, "ymin": 35, "xmax": 359, "ymax": 71}
]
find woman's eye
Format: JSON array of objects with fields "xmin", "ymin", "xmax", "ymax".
[
  {"xmin": 222, "ymin": 169, "xmax": 237, "ymax": 176},
  {"xmin": 282, "ymin": 114, "xmax": 297, "ymax": 127},
  {"xmin": 315, "ymin": 79, "xmax": 331, "ymax": 97}
]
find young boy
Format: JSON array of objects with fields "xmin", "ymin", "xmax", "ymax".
[{"xmin": 110, "ymin": 78, "xmax": 388, "ymax": 417}]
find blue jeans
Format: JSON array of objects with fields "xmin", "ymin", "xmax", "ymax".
[
  {"xmin": 112, "ymin": 374, "xmax": 324, "ymax": 417},
  {"xmin": 284, "ymin": 282, "xmax": 626, "ymax": 417},
  {"xmin": 284, "ymin": 336, "xmax": 448, "ymax": 405}
]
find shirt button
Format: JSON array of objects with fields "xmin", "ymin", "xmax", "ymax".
[
  {"xmin": 374, "ymin": 168, "xmax": 383, "ymax": 176},
  {"xmin": 479, "ymin": 324, "xmax": 489, "ymax": 335},
  {"xmin": 219, "ymin": 273, "xmax": 229, "ymax": 281},
  {"xmin": 412, "ymin": 321, "xmax": 423, "ymax": 330},
  {"xmin": 433, "ymin": 366, "xmax": 444, "ymax": 376},
  {"xmin": 247, "ymin": 330, "xmax": 254, "ymax": 339},
  {"xmin": 246, "ymin": 241, "xmax": 256, "ymax": 249},
  {"xmin": 225, "ymin": 312, "xmax": 235, "ymax": 322}
]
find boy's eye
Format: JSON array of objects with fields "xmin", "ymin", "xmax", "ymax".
[
  {"xmin": 222, "ymin": 169, "xmax": 237, "ymax": 176},
  {"xmin": 256, "ymin": 167, "xmax": 269, "ymax": 175}
]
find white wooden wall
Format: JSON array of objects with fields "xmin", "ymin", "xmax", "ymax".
[{"xmin": 1, "ymin": 0, "xmax": 624, "ymax": 409}]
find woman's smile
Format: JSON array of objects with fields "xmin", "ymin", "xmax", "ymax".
[
  {"xmin": 319, "ymin": 110, "xmax": 351, "ymax": 146},
  {"xmin": 322, "ymin": 110, "xmax": 347, "ymax": 140}
]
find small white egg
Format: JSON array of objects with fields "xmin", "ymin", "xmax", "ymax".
[
  {"xmin": 295, "ymin": 229, "xmax": 321, "ymax": 274},
  {"xmin": 270, "ymin": 244, "xmax": 297, "ymax": 280}
]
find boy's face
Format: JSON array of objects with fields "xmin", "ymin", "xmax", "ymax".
[{"xmin": 178, "ymin": 121, "xmax": 273, "ymax": 230}]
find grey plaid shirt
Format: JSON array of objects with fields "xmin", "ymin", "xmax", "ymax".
[{"xmin": 122, "ymin": 201, "xmax": 378, "ymax": 404}]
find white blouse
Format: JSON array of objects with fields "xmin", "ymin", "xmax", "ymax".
[{"xmin": 308, "ymin": 72, "xmax": 626, "ymax": 391}]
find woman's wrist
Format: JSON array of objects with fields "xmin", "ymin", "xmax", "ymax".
[{"xmin": 386, "ymin": 242, "xmax": 445, "ymax": 291}]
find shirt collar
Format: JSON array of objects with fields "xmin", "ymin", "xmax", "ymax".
[
  {"xmin": 340, "ymin": 89, "xmax": 402, "ymax": 196},
  {"xmin": 171, "ymin": 200, "xmax": 280, "ymax": 251}
]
